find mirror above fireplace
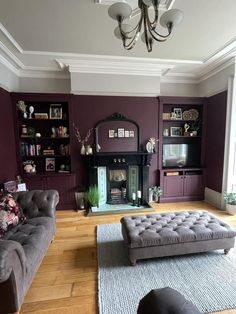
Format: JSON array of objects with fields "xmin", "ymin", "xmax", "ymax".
[{"xmin": 95, "ymin": 112, "xmax": 140, "ymax": 153}]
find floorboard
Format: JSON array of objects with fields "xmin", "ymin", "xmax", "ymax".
[{"xmin": 20, "ymin": 201, "xmax": 236, "ymax": 314}]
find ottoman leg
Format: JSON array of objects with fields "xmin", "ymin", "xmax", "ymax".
[
  {"xmin": 130, "ymin": 259, "xmax": 137, "ymax": 266},
  {"xmin": 224, "ymin": 249, "xmax": 230, "ymax": 254}
]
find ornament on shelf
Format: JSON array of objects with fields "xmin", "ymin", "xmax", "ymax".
[
  {"xmin": 73, "ymin": 123, "xmax": 93, "ymax": 155},
  {"xmin": 29, "ymin": 106, "xmax": 34, "ymax": 119},
  {"xmin": 17, "ymin": 100, "xmax": 28, "ymax": 118},
  {"xmin": 146, "ymin": 137, "xmax": 158, "ymax": 153}
]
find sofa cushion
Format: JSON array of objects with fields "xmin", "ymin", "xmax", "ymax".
[{"xmin": 0, "ymin": 192, "xmax": 25, "ymax": 238}]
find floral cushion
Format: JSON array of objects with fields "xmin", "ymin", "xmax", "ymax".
[{"xmin": 0, "ymin": 192, "xmax": 25, "ymax": 238}]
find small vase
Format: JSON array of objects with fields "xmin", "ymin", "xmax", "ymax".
[{"xmin": 80, "ymin": 144, "xmax": 85, "ymax": 155}]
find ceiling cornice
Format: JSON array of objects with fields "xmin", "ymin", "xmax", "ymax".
[
  {"xmin": 56, "ymin": 56, "xmax": 176, "ymax": 76},
  {"xmin": 0, "ymin": 23, "xmax": 235, "ymax": 84},
  {"xmin": 0, "ymin": 22, "xmax": 23, "ymax": 53}
]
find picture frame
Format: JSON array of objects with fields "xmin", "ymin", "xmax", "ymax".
[
  {"xmin": 45, "ymin": 157, "xmax": 55, "ymax": 172},
  {"xmin": 124, "ymin": 130, "xmax": 130, "ymax": 138},
  {"xmin": 118, "ymin": 128, "xmax": 125, "ymax": 138},
  {"xmin": 49, "ymin": 104, "xmax": 62, "ymax": 119},
  {"xmin": 108, "ymin": 129, "xmax": 115, "ymax": 138},
  {"xmin": 170, "ymin": 127, "xmax": 182, "ymax": 137},
  {"xmin": 129, "ymin": 130, "xmax": 134, "ymax": 138},
  {"xmin": 173, "ymin": 108, "xmax": 182, "ymax": 120}
]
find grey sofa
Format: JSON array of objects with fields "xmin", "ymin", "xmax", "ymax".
[{"xmin": 0, "ymin": 190, "xmax": 59, "ymax": 314}]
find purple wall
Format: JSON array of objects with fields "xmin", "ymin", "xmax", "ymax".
[
  {"xmin": 0, "ymin": 88, "xmax": 17, "ymax": 183},
  {"xmin": 70, "ymin": 95, "xmax": 159, "ymax": 189},
  {"xmin": 206, "ymin": 91, "xmax": 227, "ymax": 192}
]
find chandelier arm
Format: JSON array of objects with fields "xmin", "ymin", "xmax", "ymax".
[
  {"xmin": 149, "ymin": 29, "xmax": 167, "ymax": 42},
  {"xmin": 119, "ymin": 14, "xmax": 143, "ymax": 50},
  {"xmin": 145, "ymin": 2, "xmax": 159, "ymax": 30},
  {"xmin": 147, "ymin": 17, "xmax": 172, "ymax": 38},
  {"xmin": 119, "ymin": 22, "xmax": 140, "ymax": 39},
  {"xmin": 143, "ymin": 6, "xmax": 152, "ymax": 52}
]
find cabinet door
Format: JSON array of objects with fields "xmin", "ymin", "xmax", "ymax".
[
  {"xmin": 23, "ymin": 176, "xmax": 45, "ymax": 190},
  {"xmin": 46, "ymin": 174, "xmax": 76, "ymax": 209},
  {"xmin": 163, "ymin": 176, "xmax": 184, "ymax": 197},
  {"xmin": 184, "ymin": 175, "xmax": 203, "ymax": 197}
]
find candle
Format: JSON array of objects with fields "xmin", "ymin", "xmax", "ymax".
[
  {"xmin": 132, "ymin": 193, "xmax": 136, "ymax": 200},
  {"xmin": 137, "ymin": 190, "xmax": 141, "ymax": 198}
]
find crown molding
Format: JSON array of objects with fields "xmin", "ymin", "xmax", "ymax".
[
  {"xmin": 0, "ymin": 23, "xmax": 23, "ymax": 53},
  {"xmin": 0, "ymin": 41, "xmax": 24, "ymax": 69},
  {"xmin": 0, "ymin": 54, "xmax": 19, "ymax": 76},
  {"xmin": 161, "ymin": 72, "xmax": 198, "ymax": 84},
  {"xmin": 197, "ymin": 38, "xmax": 236, "ymax": 81},
  {"xmin": 198, "ymin": 57, "xmax": 236, "ymax": 83},
  {"xmin": 56, "ymin": 56, "xmax": 175, "ymax": 76},
  {"xmin": 72, "ymin": 89, "xmax": 160, "ymax": 97},
  {"xmin": 0, "ymin": 22, "xmax": 235, "ymax": 84},
  {"xmin": 18, "ymin": 68, "xmax": 70, "ymax": 79}
]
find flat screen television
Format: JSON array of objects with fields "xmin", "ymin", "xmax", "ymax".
[{"xmin": 163, "ymin": 143, "xmax": 201, "ymax": 168}]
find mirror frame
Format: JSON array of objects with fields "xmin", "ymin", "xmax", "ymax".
[{"xmin": 94, "ymin": 112, "xmax": 140, "ymax": 153}]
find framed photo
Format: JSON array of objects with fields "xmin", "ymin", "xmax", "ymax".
[
  {"xmin": 108, "ymin": 129, "xmax": 115, "ymax": 138},
  {"xmin": 129, "ymin": 130, "xmax": 134, "ymax": 138},
  {"xmin": 118, "ymin": 128, "xmax": 125, "ymax": 138},
  {"xmin": 49, "ymin": 105, "xmax": 62, "ymax": 119},
  {"xmin": 124, "ymin": 130, "xmax": 130, "ymax": 138},
  {"xmin": 173, "ymin": 108, "xmax": 182, "ymax": 120},
  {"xmin": 45, "ymin": 157, "xmax": 55, "ymax": 172},
  {"xmin": 170, "ymin": 127, "xmax": 182, "ymax": 137}
]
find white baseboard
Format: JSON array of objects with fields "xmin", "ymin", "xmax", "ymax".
[{"xmin": 204, "ymin": 187, "xmax": 224, "ymax": 210}]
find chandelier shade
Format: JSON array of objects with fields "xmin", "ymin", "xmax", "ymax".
[{"xmin": 108, "ymin": 1, "xmax": 184, "ymax": 52}]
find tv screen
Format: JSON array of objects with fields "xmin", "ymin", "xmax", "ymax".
[{"xmin": 163, "ymin": 144, "xmax": 200, "ymax": 168}]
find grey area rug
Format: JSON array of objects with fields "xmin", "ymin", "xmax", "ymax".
[{"xmin": 97, "ymin": 223, "xmax": 236, "ymax": 314}]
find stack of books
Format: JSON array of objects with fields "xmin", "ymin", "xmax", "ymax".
[{"xmin": 43, "ymin": 149, "xmax": 54, "ymax": 156}]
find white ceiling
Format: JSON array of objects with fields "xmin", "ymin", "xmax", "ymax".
[{"xmin": 0, "ymin": 0, "xmax": 236, "ymax": 81}]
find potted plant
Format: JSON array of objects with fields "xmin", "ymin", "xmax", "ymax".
[
  {"xmin": 86, "ymin": 185, "xmax": 100, "ymax": 211},
  {"xmin": 190, "ymin": 119, "xmax": 200, "ymax": 136},
  {"xmin": 152, "ymin": 186, "xmax": 162, "ymax": 203},
  {"xmin": 224, "ymin": 191, "xmax": 236, "ymax": 215}
]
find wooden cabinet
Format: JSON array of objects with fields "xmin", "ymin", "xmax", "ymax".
[
  {"xmin": 12, "ymin": 93, "xmax": 76, "ymax": 209},
  {"xmin": 157, "ymin": 96, "xmax": 207, "ymax": 202},
  {"xmin": 160, "ymin": 169, "xmax": 204, "ymax": 202},
  {"xmin": 22, "ymin": 173, "xmax": 76, "ymax": 209}
]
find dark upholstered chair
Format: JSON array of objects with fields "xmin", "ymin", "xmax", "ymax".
[
  {"xmin": 137, "ymin": 287, "xmax": 202, "ymax": 314},
  {"xmin": 0, "ymin": 190, "xmax": 59, "ymax": 314}
]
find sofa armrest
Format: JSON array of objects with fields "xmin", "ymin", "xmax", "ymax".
[
  {"xmin": 0, "ymin": 240, "xmax": 27, "ymax": 313},
  {"xmin": 13, "ymin": 190, "xmax": 59, "ymax": 219},
  {"xmin": 0, "ymin": 239, "xmax": 26, "ymax": 283}
]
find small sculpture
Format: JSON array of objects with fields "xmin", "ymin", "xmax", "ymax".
[
  {"xmin": 29, "ymin": 106, "xmax": 34, "ymax": 119},
  {"xmin": 146, "ymin": 137, "xmax": 157, "ymax": 153},
  {"xmin": 184, "ymin": 123, "xmax": 190, "ymax": 133}
]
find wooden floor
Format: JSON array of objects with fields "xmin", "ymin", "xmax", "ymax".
[{"xmin": 20, "ymin": 201, "xmax": 236, "ymax": 314}]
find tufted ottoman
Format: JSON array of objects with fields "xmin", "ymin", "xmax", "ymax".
[{"xmin": 121, "ymin": 210, "xmax": 236, "ymax": 265}]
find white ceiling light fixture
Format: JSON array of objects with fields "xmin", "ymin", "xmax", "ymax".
[{"xmin": 108, "ymin": 0, "xmax": 183, "ymax": 52}]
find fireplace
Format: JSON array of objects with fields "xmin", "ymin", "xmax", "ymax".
[
  {"xmin": 85, "ymin": 152, "xmax": 152, "ymax": 206},
  {"xmin": 84, "ymin": 113, "xmax": 153, "ymax": 206},
  {"xmin": 108, "ymin": 168, "xmax": 127, "ymax": 204}
]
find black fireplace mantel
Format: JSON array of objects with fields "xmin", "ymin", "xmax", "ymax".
[{"xmin": 84, "ymin": 151, "xmax": 153, "ymax": 168}]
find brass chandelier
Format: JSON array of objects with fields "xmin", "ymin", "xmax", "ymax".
[{"xmin": 108, "ymin": 0, "xmax": 183, "ymax": 52}]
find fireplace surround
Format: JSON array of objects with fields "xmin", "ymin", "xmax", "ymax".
[
  {"xmin": 85, "ymin": 151, "xmax": 152, "ymax": 206},
  {"xmin": 84, "ymin": 113, "xmax": 153, "ymax": 206}
]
